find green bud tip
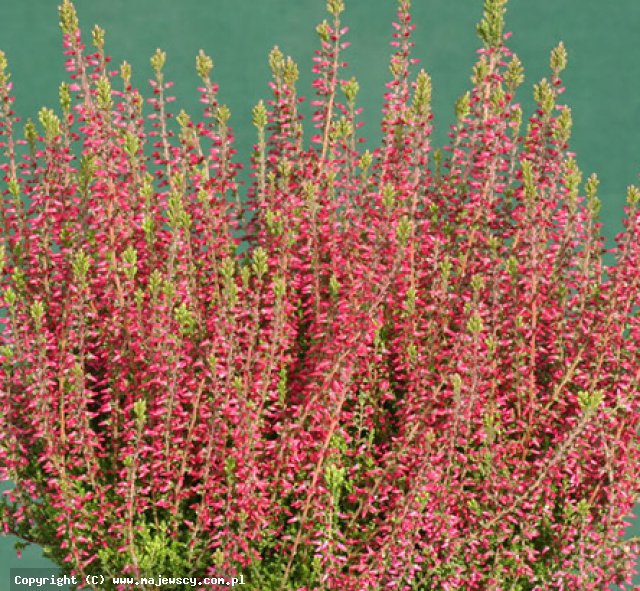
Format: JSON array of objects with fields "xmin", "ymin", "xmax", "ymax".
[
  {"xmin": 150, "ymin": 48, "xmax": 166, "ymax": 74},
  {"xmin": 196, "ymin": 50, "xmax": 214, "ymax": 80},
  {"xmin": 327, "ymin": 0, "xmax": 345, "ymax": 17},
  {"xmin": 268, "ymin": 46, "xmax": 285, "ymax": 78},
  {"xmin": 59, "ymin": 0, "xmax": 79, "ymax": 35},
  {"xmin": 252, "ymin": 100, "xmax": 268, "ymax": 129},
  {"xmin": 120, "ymin": 61, "xmax": 132, "ymax": 84},
  {"xmin": 550, "ymin": 41, "xmax": 568, "ymax": 74},
  {"xmin": 92, "ymin": 25, "xmax": 105, "ymax": 50},
  {"xmin": 476, "ymin": 0, "xmax": 508, "ymax": 48},
  {"xmin": 505, "ymin": 55, "xmax": 524, "ymax": 90}
]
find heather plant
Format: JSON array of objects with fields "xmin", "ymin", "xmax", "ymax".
[{"xmin": 0, "ymin": 0, "xmax": 639, "ymax": 589}]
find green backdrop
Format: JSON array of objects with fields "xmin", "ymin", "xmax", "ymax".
[{"xmin": 0, "ymin": 0, "xmax": 638, "ymax": 586}]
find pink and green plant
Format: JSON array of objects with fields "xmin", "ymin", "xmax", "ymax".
[{"xmin": 0, "ymin": 0, "xmax": 639, "ymax": 589}]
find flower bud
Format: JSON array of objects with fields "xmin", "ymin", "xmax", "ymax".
[
  {"xmin": 533, "ymin": 78, "xmax": 554, "ymax": 115},
  {"xmin": 626, "ymin": 185, "xmax": 640, "ymax": 207},
  {"xmin": 329, "ymin": 274, "xmax": 339, "ymax": 299},
  {"xmin": 134, "ymin": 289, "xmax": 144, "ymax": 309},
  {"xmin": 277, "ymin": 366, "xmax": 287, "ymax": 405},
  {"xmin": 471, "ymin": 274, "xmax": 485, "ymax": 293},
  {"xmin": 451, "ymin": 373, "xmax": 463, "ymax": 395},
  {"xmin": 59, "ymin": 82, "xmax": 71, "ymax": 114},
  {"xmin": 273, "ymin": 275, "xmax": 286, "ymax": 301},
  {"xmin": 577, "ymin": 389, "xmax": 603, "ymax": 413},
  {"xmin": 221, "ymin": 256, "xmax": 235, "ymax": 281},
  {"xmin": 476, "ymin": 0, "xmax": 507, "ymax": 48},
  {"xmin": 212, "ymin": 549, "xmax": 225, "ymax": 567},
  {"xmin": 73, "ymin": 250, "xmax": 90, "ymax": 286},
  {"xmin": 407, "ymin": 342, "xmax": 418, "ymax": 363},
  {"xmin": 132, "ymin": 399, "xmax": 146, "ymax": 426},
  {"xmin": 124, "ymin": 132, "xmax": 139, "ymax": 159},
  {"xmin": 7, "ymin": 177, "xmax": 20, "ymax": 199},
  {"xmin": 440, "ymin": 256, "xmax": 453, "ymax": 281},
  {"xmin": 412, "ymin": 69, "xmax": 432, "ymax": 118},
  {"xmin": 331, "ymin": 117, "xmax": 353, "ymax": 140},
  {"xmin": 38, "ymin": 108, "xmax": 61, "ymax": 142},
  {"xmin": 325, "ymin": 463, "xmax": 346, "ymax": 499},
  {"xmin": 252, "ymin": 100, "xmax": 268, "ymax": 130},
  {"xmin": 196, "ymin": 50, "xmax": 214, "ymax": 81},
  {"xmin": 162, "ymin": 278, "xmax": 176, "ymax": 301},
  {"xmin": 0, "ymin": 345, "xmax": 13, "ymax": 365},
  {"xmin": 283, "ymin": 56, "xmax": 299, "ymax": 87},
  {"xmin": 455, "ymin": 92, "xmax": 471, "ymax": 123},
  {"xmin": 467, "ymin": 311, "xmax": 483, "ymax": 335},
  {"xmin": 92, "ymin": 25, "xmax": 105, "ymax": 50},
  {"xmin": 382, "ymin": 183, "xmax": 396, "ymax": 210},
  {"xmin": 150, "ymin": 48, "xmax": 166, "ymax": 75},
  {"xmin": 97, "ymin": 76, "xmax": 112, "ymax": 110},
  {"xmin": 268, "ymin": 46, "xmax": 285, "ymax": 79},
  {"xmin": 521, "ymin": 160, "xmax": 536, "ymax": 201},
  {"xmin": 405, "ymin": 286, "xmax": 416, "ymax": 314},
  {"xmin": 316, "ymin": 20, "xmax": 331, "ymax": 43},
  {"xmin": 505, "ymin": 55, "xmax": 524, "ymax": 91},
  {"xmin": 30, "ymin": 300, "xmax": 45, "ymax": 329},
  {"xmin": 360, "ymin": 150, "xmax": 373, "ymax": 172},
  {"xmin": 0, "ymin": 51, "xmax": 8, "ymax": 85},
  {"xmin": 251, "ymin": 247, "xmax": 268, "ymax": 279},
  {"xmin": 146, "ymin": 270, "xmax": 162, "ymax": 298},
  {"xmin": 490, "ymin": 86, "xmax": 506, "ymax": 113},
  {"xmin": 122, "ymin": 246, "xmax": 138, "ymax": 281},
  {"xmin": 59, "ymin": 0, "xmax": 79, "ymax": 35},
  {"xmin": 4, "ymin": 286, "xmax": 16, "ymax": 308},
  {"xmin": 327, "ymin": 0, "xmax": 345, "ymax": 17},
  {"xmin": 550, "ymin": 41, "xmax": 568, "ymax": 75},
  {"xmin": 396, "ymin": 216, "xmax": 412, "ymax": 246},
  {"xmin": 174, "ymin": 302, "xmax": 196, "ymax": 336},
  {"xmin": 215, "ymin": 104, "xmax": 231, "ymax": 126},
  {"xmin": 24, "ymin": 119, "xmax": 37, "ymax": 152},
  {"xmin": 342, "ymin": 77, "xmax": 360, "ymax": 105},
  {"xmin": 553, "ymin": 107, "xmax": 572, "ymax": 143},
  {"xmin": 585, "ymin": 173, "xmax": 601, "ymax": 217},
  {"xmin": 120, "ymin": 61, "xmax": 132, "ymax": 85}
]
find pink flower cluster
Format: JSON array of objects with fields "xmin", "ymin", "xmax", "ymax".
[{"xmin": 0, "ymin": 0, "xmax": 638, "ymax": 589}]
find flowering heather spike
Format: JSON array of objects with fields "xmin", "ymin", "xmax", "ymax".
[{"xmin": 0, "ymin": 1, "xmax": 639, "ymax": 590}]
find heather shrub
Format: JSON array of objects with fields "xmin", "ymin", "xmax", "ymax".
[{"xmin": 0, "ymin": 0, "xmax": 639, "ymax": 589}]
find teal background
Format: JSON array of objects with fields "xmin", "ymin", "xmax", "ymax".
[{"xmin": 0, "ymin": 0, "xmax": 638, "ymax": 586}]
